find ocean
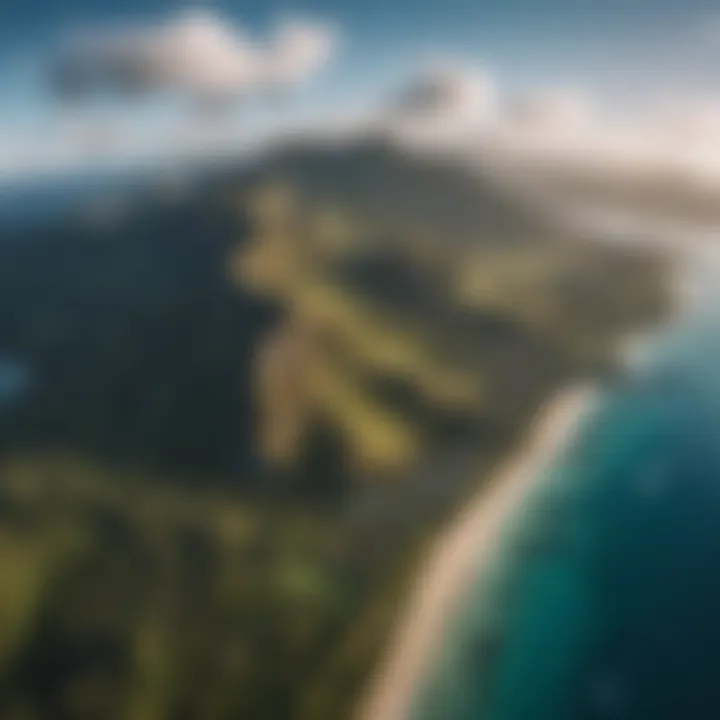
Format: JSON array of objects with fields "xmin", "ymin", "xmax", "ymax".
[{"xmin": 413, "ymin": 249, "xmax": 720, "ymax": 720}]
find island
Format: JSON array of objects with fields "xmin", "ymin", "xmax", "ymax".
[{"xmin": 0, "ymin": 139, "xmax": 668, "ymax": 719}]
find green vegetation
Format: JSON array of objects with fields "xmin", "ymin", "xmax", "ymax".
[{"xmin": 0, "ymin": 141, "xmax": 668, "ymax": 718}]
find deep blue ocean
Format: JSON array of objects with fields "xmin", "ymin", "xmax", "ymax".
[{"xmin": 414, "ymin": 260, "xmax": 720, "ymax": 720}]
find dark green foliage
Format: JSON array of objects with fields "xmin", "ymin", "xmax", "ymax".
[{"xmin": 0, "ymin": 142, "xmax": 668, "ymax": 719}]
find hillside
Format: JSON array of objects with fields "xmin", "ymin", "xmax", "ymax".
[{"xmin": 0, "ymin": 141, "xmax": 668, "ymax": 719}]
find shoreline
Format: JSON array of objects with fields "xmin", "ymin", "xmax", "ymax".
[{"xmin": 356, "ymin": 384, "xmax": 598, "ymax": 720}]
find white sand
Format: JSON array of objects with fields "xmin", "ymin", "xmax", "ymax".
[{"xmin": 356, "ymin": 385, "xmax": 597, "ymax": 720}]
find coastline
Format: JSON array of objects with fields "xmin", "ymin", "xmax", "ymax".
[{"xmin": 356, "ymin": 384, "xmax": 598, "ymax": 720}]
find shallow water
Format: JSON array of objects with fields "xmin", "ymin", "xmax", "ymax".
[
  {"xmin": 0, "ymin": 355, "xmax": 32, "ymax": 406},
  {"xmin": 414, "ymin": 270, "xmax": 720, "ymax": 720}
]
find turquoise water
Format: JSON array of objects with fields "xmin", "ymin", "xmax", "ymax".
[
  {"xmin": 0, "ymin": 355, "xmax": 31, "ymax": 406},
  {"xmin": 414, "ymin": 297, "xmax": 720, "ymax": 720}
]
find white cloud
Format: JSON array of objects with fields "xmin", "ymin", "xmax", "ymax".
[
  {"xmin": 383, "ymin": 61, "xmax": 498, "ymax": 149},
  {"xmin": 382, "ymin": 62, "xmax": 720, "ymax": 227},
  {"xmin": 503, "ymin": 88, "xmax": 594, "ymax": 139},
  {"xmin": 49, "ymin": 10, "xmax": 337, "ymax": 104},
  {"xmin": 389, "ymin": 61, "xmax": 496, "ymax": 120},
  {"xmin": 266, "ymin": 20, "xmax": 337, "ymax": 86},
  {"xmin": 8, "ymin": 40, "xmax": 720, "ymax": 234}
]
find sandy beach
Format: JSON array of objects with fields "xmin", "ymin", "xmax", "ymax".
[{"xmin": 356, "ymin": 385, "xmax": 597, "ymax": 720}]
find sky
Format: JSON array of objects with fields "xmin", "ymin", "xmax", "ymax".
[
  {"xmin": 2, "ymin": 0, "xmax": 718, "ymax": 87},
  {"xmin": 2, "ymin": 0, "xmax": 720, "ymax": 183}
]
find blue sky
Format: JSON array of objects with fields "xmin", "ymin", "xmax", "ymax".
[
  {"xmin": 3, "ymin": 0, "xmax": 719, "ymax": 94},
  {"xmin": 2, "ymin": 0, "xmax": 720, "ymax": 179}
]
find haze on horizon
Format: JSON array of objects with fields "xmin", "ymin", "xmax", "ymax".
[{"xmin": 2, "ymin": 0, "xmax": 720, "ymax": 226}]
